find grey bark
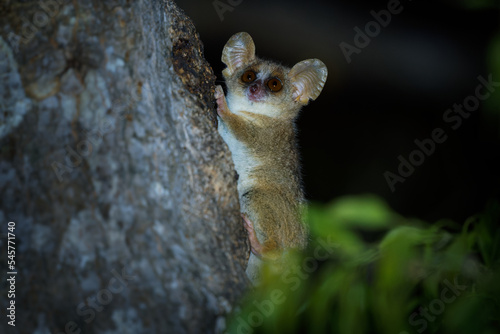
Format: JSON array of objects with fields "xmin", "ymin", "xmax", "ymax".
[{"xmin": 0, "ymin": 0, "xmax": 248, "ymax": 333}]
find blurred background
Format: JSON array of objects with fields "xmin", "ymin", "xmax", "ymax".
[{"xmin": 178, "ymin": 0, "xmax": 500, "ymax": 224}]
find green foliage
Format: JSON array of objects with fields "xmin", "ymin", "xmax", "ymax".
[{"xmin": 227, "ymin": 195, "xmax": 500, "ymax": 334}]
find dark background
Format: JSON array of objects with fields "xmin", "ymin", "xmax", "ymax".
[{"xmin": 178, "ymin": 0, "xmax": 500, "ymax": 224}]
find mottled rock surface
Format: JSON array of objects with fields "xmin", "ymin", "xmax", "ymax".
[{"xmin": 0, "ymin": 0, "xmax": 248, "ymax": 333}]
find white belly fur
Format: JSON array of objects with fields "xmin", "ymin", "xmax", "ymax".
[
  {"xmin": 217, "ymin": 117, "xmax": 259, "ymax": 198},
  {"xmin": 217, "ymin": 96, "xmax": 268, "ymax": 284}
]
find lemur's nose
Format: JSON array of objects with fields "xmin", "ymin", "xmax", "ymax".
[{"xmin": 249, "ymin": 84, "xmax": 259, "ymax": 94}]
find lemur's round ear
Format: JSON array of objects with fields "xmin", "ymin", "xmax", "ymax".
[
  {"xmin": 289, "ymin": 59, "xmax": 328, "ymax": 105},
  {"xmin": 222, "ymin": 32, "xmax": 256, "ymax": 77}
]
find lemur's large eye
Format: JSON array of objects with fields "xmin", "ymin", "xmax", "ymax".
[
  {"xmin": 241, "ymin": 70, "xmax": 256, "ymax": 83},
  {"xmin": 266, "ymin": 77, "xmax": 283, "ymax": 92}
]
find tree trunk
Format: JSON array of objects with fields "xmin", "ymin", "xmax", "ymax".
[{"xmin": 0, "ymin": 0, "xmax": 248, "ymax": 333}]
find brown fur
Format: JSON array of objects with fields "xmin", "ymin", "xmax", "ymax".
[
  {"xmin": 216, "ymin": 32, "xmax": 327, "ymax": 276},
  {"xmin": 217, "ymin": 91, "xmax": 307, "ymax": 258},
  {"xmin": 238, "ymin": 113, "xmax": 307, "ymax": 256}
]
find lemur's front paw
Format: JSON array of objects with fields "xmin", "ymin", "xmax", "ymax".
[{"xmin": 214, "ymin": 85, "xmax": 227, "ymax": 117}]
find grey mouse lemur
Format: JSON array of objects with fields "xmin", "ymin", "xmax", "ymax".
[{"xmin": 215, "ymin": 32, "xmax": 328, "ymax": 283}]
